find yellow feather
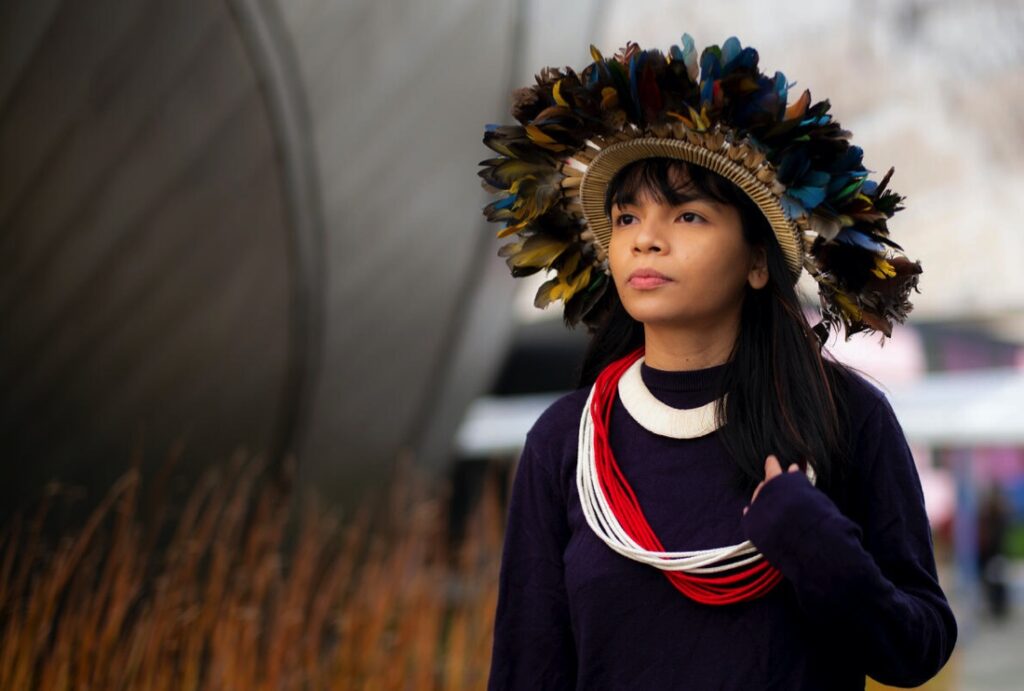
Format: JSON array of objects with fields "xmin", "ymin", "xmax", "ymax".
[
  {"xmin": 525, "ymin": 125, "xmax": 568, "ymax": 151},
  {"xmin": 553, "ymin": 79, "xmax": 569, "ymax": 107},
  {"xmin": 871, "ymin": 257, "xmax": 896, "ymax": 279},
  {"xmin": 601, "ymin": 87, "xmax": 618, "ymax": 110},
  {"xmin": 508, "ymin": 236, "xmax": 570, "ymax": 269},
  {"xmin": 507, "ymin": 176, "xmax": 536, "ymax": 194},
  {"xmin": 496, "ymin": 219, "xmax": 529, "ymax": 238},
  {"xmin": 834, "ymin": 293, "xmax": 862, "ymax": 320},
  {"xmin": 566, "ymin": 266, "xmax": 592, "ymax": 297},
  {"xmin": 686, "ymin": 105, "xmax": 710, "ymax": 131}
]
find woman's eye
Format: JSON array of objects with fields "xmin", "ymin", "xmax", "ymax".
[
  {"xmin": 678, "ymin": 211, "xmax": 704, "ymax": 223},
  {"xmin": 613, "ymin": 213, "xmax": 636, "ymax": 227}
]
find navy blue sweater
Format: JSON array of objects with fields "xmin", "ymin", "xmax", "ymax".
[{"xmin": 487, "ymin": 362, "xmax": 956, "ymax": 690}]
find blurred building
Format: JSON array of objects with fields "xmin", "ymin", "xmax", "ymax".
[{"xmin": 2, "ymin": 1, "xmax": 1023, "ymax": 541}]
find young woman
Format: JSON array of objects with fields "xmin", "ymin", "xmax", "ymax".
[{"xmin": 480, "ymin": 35, "xmax": 956, "ymax": 690}]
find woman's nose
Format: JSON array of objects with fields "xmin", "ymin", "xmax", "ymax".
[{"xmin": 632, "ymin": 220, "xmax": 664, "ymax": 254}]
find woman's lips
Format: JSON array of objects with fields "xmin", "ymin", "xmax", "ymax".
[{"xmin": 627, "ymin": 269, "xmax": 673, "ymax": 290}]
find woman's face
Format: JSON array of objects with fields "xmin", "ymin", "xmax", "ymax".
[{"xmin": 607, "ymin": 173, "xmax": 767, "ymax": 332}]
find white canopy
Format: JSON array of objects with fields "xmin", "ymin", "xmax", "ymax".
[
  {"xmin": 887, "ymin": 369, "xmax": 1024, "ymax": 447},
  {"xmin": 457, "ymin": 369, "xmax": 1024, "ymax": 457}
]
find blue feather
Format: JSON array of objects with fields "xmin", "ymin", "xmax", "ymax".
[
  {"xmin": 725, "ymin": 47, "xmax": 758, "ymax": 74},
  {"xmin": 629, "ymin": 51, "xmax": 642, "ymax": 115},
  {"xmin": 774, "ymin": 72, "xmax": 787, "ymax": 99},
  {"xmin": 836, "ymin": 228, "xmax": 886, "ymax": 252},
  {"xmin": 722, "ymin": 36, "xmax": 741, "ymax": 65},
  {"xmin": 681, "ymin": 34, "xmax": 698, "ymax": 78},
  {"xmin": 780, "ymin": 194, "xmax": 807, "ymax": 219},
  {"xmin": 493, "ymin": 195, "xmax": 516, "ymax": 210},
  {"xmin": 786, "ymin": 170, "xmax": 830, "ymax": 209},
  {"xmin": 773, "ymin": 72, "xmax": 788, "ymax": 117},
  {"xmin": 700, "ymin": 45, "xmax": 722, "ymax": 81},
  {"xmin": 700, "ymin": 80, "xmax": 712, "ymax": 107},
  {"xmin": 682, "ymin": 34, "xmax": 696, "ymax": 57},
  {"xmin": 801, "ymin": 114, "xmax": 832, "ymax": 127},
  {"xmin": 788, "ymin": 185, "xmax": 827, "ymax": 209},
  {"xmin": 827, "ymin": 171, "xmax": 867, "ymax": 199}
]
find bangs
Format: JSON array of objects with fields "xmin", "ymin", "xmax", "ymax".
[{"xmin": 603, "ymin": 158, "xmax": 739, "ymax": 218}]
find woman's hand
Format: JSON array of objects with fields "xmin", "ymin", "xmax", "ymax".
[{"xmin": 743, "ymin": 454, "xmax": 800, "ymax": 515}]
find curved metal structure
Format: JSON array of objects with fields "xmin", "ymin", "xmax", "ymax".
[
  {"xmin": 0, "ymin": 0, "xmax": 534, "ymax": 511},
  {"xmin": 0, "ymin": 1, "xmax": 304, "ymax": 511}
]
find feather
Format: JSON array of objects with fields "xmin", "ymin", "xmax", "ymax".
[
  {"xmin": 601, "ymin": 87, "xmax": 618, "ymax": 110},
  {"xmin": 681, "ymin": 34, "xmax": 698, "ymax": 81},
  {"xmin": 783, "ymin": 89, "xmax": 810, "ymax": 122},
  {"xmin": 482, "ymin": 125, "xmax": 553, "ymax": 162},
  {"xmin": 637, "ymin": 55, "xmax": 664, "ymax": 122},
  {"xmin": 809, "ymin": 212, "xmax": 842, "ymax": 242},
  {"xmin": 525, "ymin": 124, "xmax": 569, "ymax": 152},
  {"xmin": 552, "ymin": 79, "xmax": 569, "ymax": 107},
  {"xmin": 835, "ymin": 227, "xmax": 887, "ymax": 252},
  {"xmin": 511, "ymin": 86, "xmax": 542, "ymax": 124},
  {"xmin": 772, "ymin": 72, "xmax": 788, "ymax": 116},
  {"xmin": 722, "ymin": 36, "xmax": 742, "ymax": 65},
  {"xmin": 786, "ymin": 170, "xmax": 830, "ymax": 209},
  {"xmin": 505, "ymin": 234, "xmax": 571, "ymax": 271},
  {"xmin": 533, "ymin": 253, "xmax": 592, "ymax": 307},
  {"xmin": 870, "ymin": 256, "xmax": 897, "ymax": 279},
  {"xmin": 700, "ymin": 44, "xmax": 723, "ymax": 82},
  {"xmin": 497, "ymin": 240, "xmax": 522, "ymax": 258},
  {"xmin": 564, "ymin": 272, "xmax": 609, "ymax": 326},
  {"xmin": 477, "ymin": 158, "xmax": 557, "ymax": 190}
]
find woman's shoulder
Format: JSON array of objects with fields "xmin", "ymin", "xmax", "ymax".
[
  {"xmin": 830, "ymin": 360, "xmax": 896, "ymax": 431},
  {"xmin": 526, "ymin": 386, "xmax": 590, "ymax": 449},
  {"xmin": 513, "ymin": 387, "xmax": 590, "ymax": 492},
  {"xmin": 828, "ymin": 362, "xmax": 917, "ymax": 478}
]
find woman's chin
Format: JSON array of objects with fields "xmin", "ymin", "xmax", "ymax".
[
  {"xmin": 623, "ymin": 307, "xmax": 695, "ymax": 328},
  {"xmin": 623, "ymin": 304, "xmax": 735, "ymax": 333}
]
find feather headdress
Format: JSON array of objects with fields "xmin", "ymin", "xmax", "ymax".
[{"xmin": 480, "ymin": 35, "xmax": 921, "ymax": 338}]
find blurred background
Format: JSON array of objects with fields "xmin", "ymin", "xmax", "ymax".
[{"xmin": 1, "ymin": 0, "xmax": 1022, "ymax": 688}]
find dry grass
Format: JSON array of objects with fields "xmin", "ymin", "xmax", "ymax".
[{"xmin": 0, "ymin": 455, "xmax": 504, "ymax": 690}]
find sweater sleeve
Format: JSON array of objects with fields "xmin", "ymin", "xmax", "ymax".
[
  {"xmin": 741, "ymin": 396, "xmax": 957, "ymax": 687},
  {"xmin": 487, "ymin": 432, "xmax": 577, "ymax": 690}
]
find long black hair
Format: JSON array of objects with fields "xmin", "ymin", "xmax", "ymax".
[{"xmin": 578, "ymin": 158, "xmax": 852, "ymax": 490}]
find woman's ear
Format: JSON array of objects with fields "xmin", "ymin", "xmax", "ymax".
[{"xmin": 747, "ymin": 246, "xmax": 769, "ymax": 290}]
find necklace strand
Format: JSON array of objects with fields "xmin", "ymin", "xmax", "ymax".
[
  {"xmin": 576, "ymin": 348, "xmax": 815, "ymax": 604},
  {"xmin": 616, "ymin": 356, "xmax": 723, "ymax": 439}
]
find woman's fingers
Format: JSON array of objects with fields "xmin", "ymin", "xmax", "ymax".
[
  {"xmin": 749, "ymin": 481, "xmax": 765, "ymax": 507},
  {"xmin": 741, "ymin": 479, "xmax": 765, "ymax": 515},
  {"xmin": 746, "ymin": 457, "xmax": 804, "ymax": 514}
]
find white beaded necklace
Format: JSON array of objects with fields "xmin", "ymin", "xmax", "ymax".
[
  {"xmin": 575, "ymin": 356, "xmax": 816, "ymax": 575},
  {"xmin": 616, "ymin": 357, "xmax": 723, "ymax": 439}
]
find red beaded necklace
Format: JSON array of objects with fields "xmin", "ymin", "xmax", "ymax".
[{"xmin": 585, "ymin": 348, "xmax": 783, "ymax": 605}]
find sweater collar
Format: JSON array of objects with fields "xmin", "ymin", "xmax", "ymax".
[{"xmin": 639, "ymin": 360, "xmax": 730, "ymax": 395}]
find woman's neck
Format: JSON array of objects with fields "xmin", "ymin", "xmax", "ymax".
[{"xmin": 641, "ymin": 318, "xmax": 739, "ymax": 371}]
